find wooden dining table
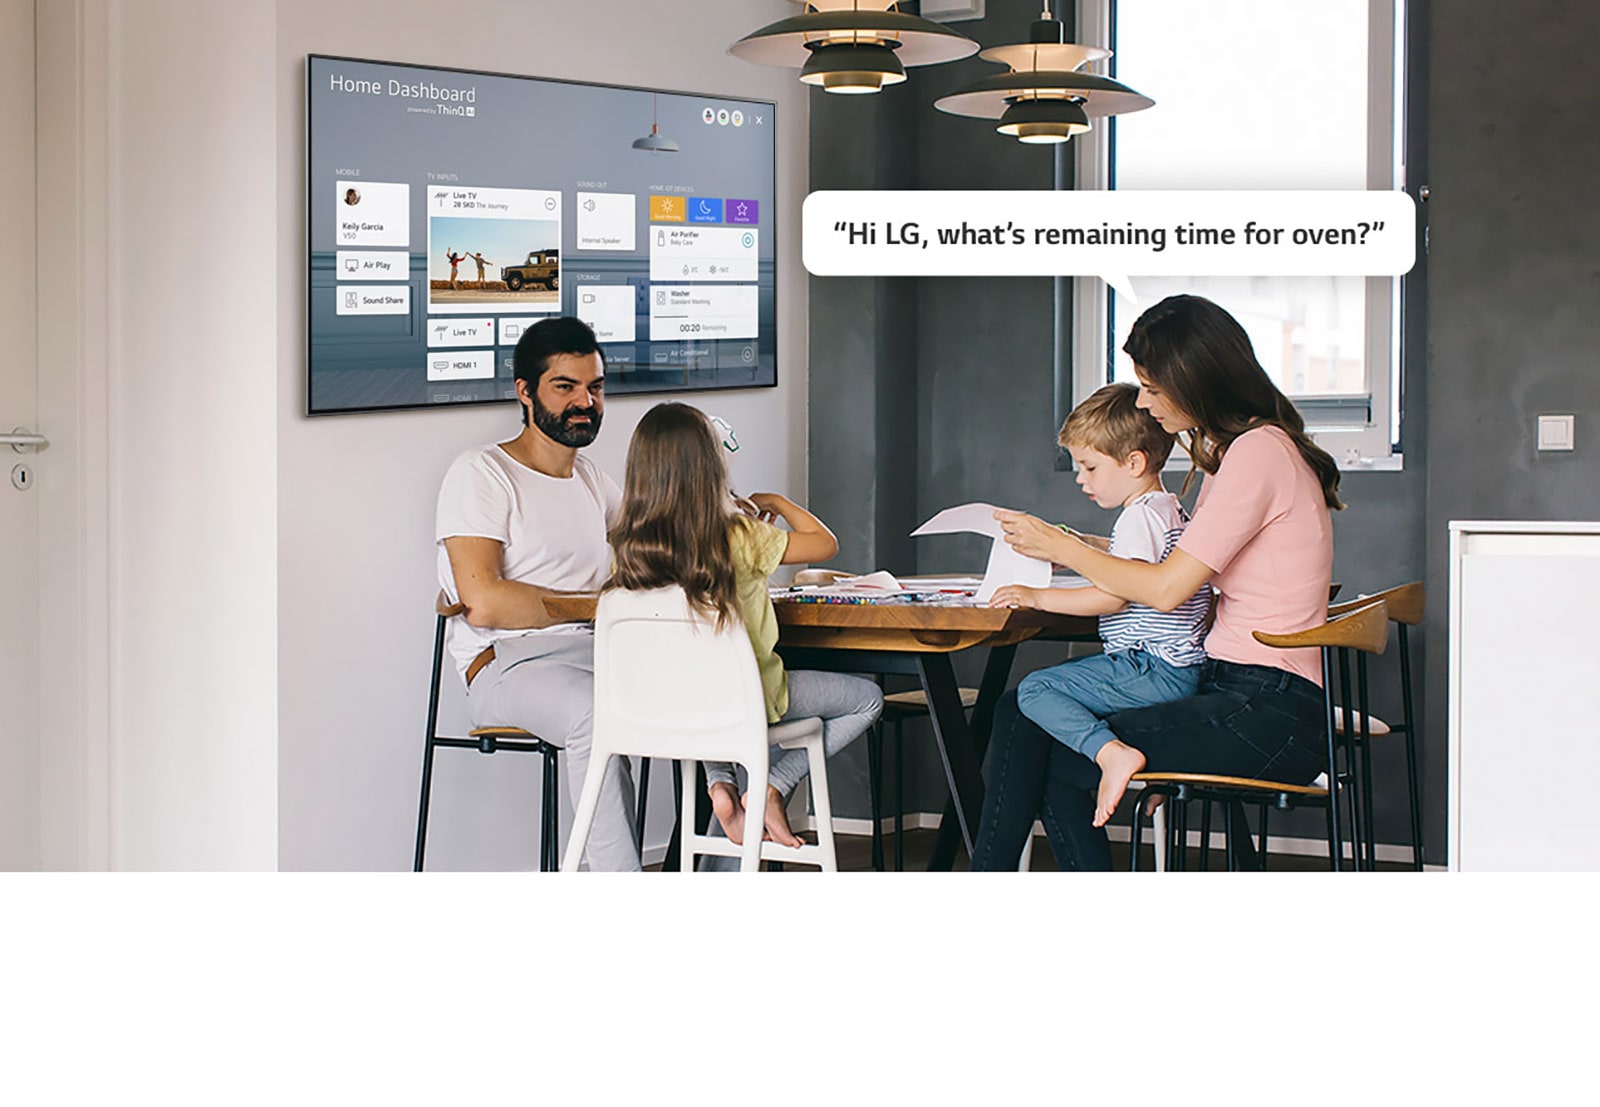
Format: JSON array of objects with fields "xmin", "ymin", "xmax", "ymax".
[{"xmin": 541, "ymin": 587, "xmax": 1097, "ymax": 869}]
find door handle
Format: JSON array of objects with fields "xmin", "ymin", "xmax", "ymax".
[{"xmin": 4, "ymin": 427, "xmax": 48, "ymax": 452}]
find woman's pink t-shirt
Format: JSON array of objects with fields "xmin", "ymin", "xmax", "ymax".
[{"xmin": 1175, "ymin": 425, "xmax": 1334, "ymax": 686}]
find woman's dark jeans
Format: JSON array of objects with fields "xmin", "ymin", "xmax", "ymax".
[{"xmin": 968, "ymin": 658, "xmax": 1330, "ymax": 871}]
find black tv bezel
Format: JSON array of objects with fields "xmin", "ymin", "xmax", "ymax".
[{"xmin": 304, "ymin": 53, "xmax": 780, "ymax": 417}]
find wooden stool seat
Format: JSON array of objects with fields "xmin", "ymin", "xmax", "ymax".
[
  {"xmin": 467, "ymin": 726, "xmax": 537, "ymax": 739},
  {"xmin": 1329, "ymin": 581, "xmax": 1424, "ymax": 626},
  {"xmin": 882, "ymin": 687, "xmax": 980, "ymax": 715},
  {"xmin": 1131, "ymin": 770, "xmax": 1329, "ymax": 799}
]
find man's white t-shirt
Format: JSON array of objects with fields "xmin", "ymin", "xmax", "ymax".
[{"xmin": 435, "ymin": 443, "xmax": 622, "ymax": 679}]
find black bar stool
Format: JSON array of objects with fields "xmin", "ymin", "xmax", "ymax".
[
  {"xmin": 1326, "ymin": 581, "xmax": 1426, "ymax": 870},
  {"xmin": 1129, "ymin": 600, "xmax": 1390, "ymax": 871},
  {"xmin": 872, "ymin": 688, "xmax": 979, "ymax": 870},
  {"xmin": 415, "ymin": 593, "xmax": 561, "ymax": 871}
]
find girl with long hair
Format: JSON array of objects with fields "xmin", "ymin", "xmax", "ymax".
[
  {"xmin": 607, "ymin": 402, "xmax": 883, "ymax": 857},
  {"xmin": 971, "ymin": 294, "xmax": 1340, "ymax": 871}
]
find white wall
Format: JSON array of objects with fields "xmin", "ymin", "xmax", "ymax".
[
  {"xmin": 101, "ymin": 0, "xmax": 282, "ymax": 868},
  {"xmin": 273, "ymin": 0, "xmax": 809, "ymax": 869}
]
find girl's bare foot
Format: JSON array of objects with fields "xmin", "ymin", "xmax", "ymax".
[
  {"xmin": 753, "ymin": 785, "xmax": 804, "ymax": 849},
  {"xmin": 1092, "ymin": 740, "xmax": 1147, "ymax": 828},
  {"xmin": 709, "ymin": 781, "xmax": 747, "ymax": 845}
]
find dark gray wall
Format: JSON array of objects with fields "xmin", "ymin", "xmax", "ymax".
[
  {"xmin": 805, "ymin": 79, "xmax": 924, "ymax": 813},
  {"xmin": 1422, "ymin": 0, "xmax": 1600, "ymax": 851},
  {"xmin": 806, "ymin": 1, "xmax": 1062, "ymax": 821},
  {"xmin": 806, "ymin": 0, "xmax": 1597, "ymax": 860}
]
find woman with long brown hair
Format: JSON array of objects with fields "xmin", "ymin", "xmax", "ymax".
[
  {"xmin": 971, "ymin": 294, "xmax": 1340, "ymax": 871},
  {"xmin": 608, "ymin": 402, "xmax": 882, "ymax": 859}
]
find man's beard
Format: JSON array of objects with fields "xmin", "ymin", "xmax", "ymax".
[{"xmin": 532, "ymin": 395, "xmax": 602, "ymax": 448}]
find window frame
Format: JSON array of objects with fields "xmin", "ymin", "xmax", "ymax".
[{"xmin": 1067, "ymin": 0, "xmax": 1413, "ymax": 473}]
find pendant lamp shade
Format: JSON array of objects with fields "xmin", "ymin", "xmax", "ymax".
[
  {"xmin": 933, "ymin": 11, "xmax": 1153, "ymax": 142},
  {"xmin": 799, "ymin": 42, "xmax": 907, "ymax": 94},
  {"xmin": 997, "ymin": 97, "xmax": 1090, "ymax": 144},
  {"xmin": 935, "ymin": 70, "xmax": 1154, "ymax": 120},
  {"xmin": 631, "ymin": 93, "xmax": 679, "ymax": 152},
  {"xmin": 631, "ymin": 130, "xmax": 680, "ymax": 152},
  {"xmin": 730, "ymin": 1, "xmax": 976, "ymax": 93}
]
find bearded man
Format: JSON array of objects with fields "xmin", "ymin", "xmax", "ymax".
[{"xmin": 435, "ymin": 316, "xmax": 639, "ymax": 871}]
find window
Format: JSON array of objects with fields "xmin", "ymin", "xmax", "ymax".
[{"xmin": 1072, "ymin": 0, "xmax": 1408, "ymax": 469}]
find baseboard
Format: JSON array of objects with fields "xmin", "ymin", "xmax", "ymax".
[
  {"xmin": 796, "ymin": 813, "xmax": 1441, "ymax": 869},
  {"xmin": 819, "ymin": 813, "xmax": 944, "ymax": 835},
  {"xmin": 649, "ymin": 813, "xmax": 1442, "ymax": 870},
  {"xmin": 641, "ymin": 812, "xmax": 940, "ymax": 867},
  {"xmin": 1102, "ymin": 822, "xmax": 1439, "ymax": 868}
]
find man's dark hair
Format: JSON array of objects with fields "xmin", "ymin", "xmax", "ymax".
[{"xmin": 512, "ymin": 316, "xmax": 605, "ymax": 426}]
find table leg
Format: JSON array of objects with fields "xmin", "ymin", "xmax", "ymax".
[
  {"xmin": 926, "ymin": 644, "xmax": 1018, "ymax": 871},
  {"xmin": 663, "ymin": 762, "xmax": 684, "ymax": 872},
  {"xmin": 662, "ymin": 761, "xmax": 711, "ymax": 872}
]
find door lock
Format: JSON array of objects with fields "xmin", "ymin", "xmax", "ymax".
[{"xmin": 10, "ymin": 463, "xmax": 32, "ymax": 491}]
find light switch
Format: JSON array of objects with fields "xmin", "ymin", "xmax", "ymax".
[{"xmin": 1537, "ymin": 414, "xmax": 1575, "ymax": 451}]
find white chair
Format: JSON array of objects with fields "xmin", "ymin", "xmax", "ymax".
[{"xmin": 561, "ymin": 585, "xmax": 837, "ymax": 873}]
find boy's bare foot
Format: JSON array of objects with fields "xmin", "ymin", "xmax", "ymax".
[
  {"xmin": 709, "ymin": 781, "xmax": 747, "ymax": 845},
  {"xmin": 1092, "ymin": 740, "xmax": 1147, "ymax": 828},
  {"xmin": 754, "ymin": 785, "xmax": 804, "ymax": 849},
  {"xmin": 1142, "ymin": 792, "xmax": 1167, "ymax": 816}
]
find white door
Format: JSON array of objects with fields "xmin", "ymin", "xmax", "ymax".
[{"xmin": 1, "ymin": 0, "xmax": 40, "ymax": 870}]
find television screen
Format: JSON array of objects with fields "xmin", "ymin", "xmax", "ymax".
[{"xmin": 306, "ymin": 55, "xmax": 777, "ymax": 415}]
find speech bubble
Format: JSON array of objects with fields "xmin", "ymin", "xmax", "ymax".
[{"xmin": 802, "ymin": 190, "xmax": 1417, "ymax": 301}]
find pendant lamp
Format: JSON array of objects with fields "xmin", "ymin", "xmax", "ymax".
[
  {"xmin": 631, "ymin": 92, "xmax": 679, "ymax": 152},
  {"xmin": 729, "ymin": 1, "xmax": 978, "ymax": 96},
  {"xmin": 934, "ymin": 3, "xmax": 1153, "ymax": 144}
]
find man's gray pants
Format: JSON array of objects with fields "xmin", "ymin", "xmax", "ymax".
[{"xmin": 466, "ymin": 630, "xmax": 641, "ymax": 872}]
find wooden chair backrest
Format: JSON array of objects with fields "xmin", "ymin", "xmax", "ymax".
[
  {"xmin": 436, "ymin": 590, "xmax": 465, "ymax": 619},
  {"xmin": 1252, "ymin": 600, "xmax": 1389, "ymax": 656},
  {"xmin": 1327, "ymin": 580, "xmax": 1424, "ymax": 626}
]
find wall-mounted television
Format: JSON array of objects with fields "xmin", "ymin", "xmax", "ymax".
[{"xmin": 306, "ymin": 55, "xmax": 777, "ymax": 415}]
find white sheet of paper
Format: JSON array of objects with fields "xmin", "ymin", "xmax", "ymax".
[
  {"xmin": 910, "ymin": 502, "xmax": 1007, "ymax": 540},
  {"xmin": 977, "ymin": 536, "xmax": 1052, "ymax": 603},
  {"xmin": 902, "ymin": 575, "xmax": 985, "ymax": 590},
  {"xmin": 911, "ymin": 502, "xmax": 1052, "ymax": 604},
  {"xmin": 837, "ymin": 571, "xmax": 903, "ymax": 590}
]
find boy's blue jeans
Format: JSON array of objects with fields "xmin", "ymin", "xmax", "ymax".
[{"xmin": 1016, "ymin": 649, "xmax": 1203, "ymax": 761}]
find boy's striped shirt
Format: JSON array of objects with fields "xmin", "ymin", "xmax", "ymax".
[{"xmin": 1097, "ymin": 491, "xmax": 1209, "ymax": 667}]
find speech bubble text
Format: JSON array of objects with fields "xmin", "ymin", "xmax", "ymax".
[{"xmin": 802, "ymin": 190, "xmax": 1417, "ymax": 298}]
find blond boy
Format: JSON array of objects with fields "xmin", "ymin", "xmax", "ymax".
[{"xmin": 989, "ymin": 383, "xmax": 1210, "ymax": 826}]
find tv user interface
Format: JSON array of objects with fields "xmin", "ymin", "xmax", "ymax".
[{"xmin": 307, "ymin": 55, "xmax": 777, "ymax": 414}]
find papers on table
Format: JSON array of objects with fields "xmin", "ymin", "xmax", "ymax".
[
  {"xmin": 903, "ymin": 575, "xmax": 985, "ymax": 590},
  {"xmin": 911, "ymin": 502, "xmax": 1051, "ymax": 603},
  {"xmin": 772, "ymin": 570, "xmax": 992, "ymax": 606},
  {"xmin": 771, "ymin": 570, "xmax": 914, "ymax": 605},
  {"xmin": 833, "ymin": 570, "xmax": 903, "ymax": 591}
]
